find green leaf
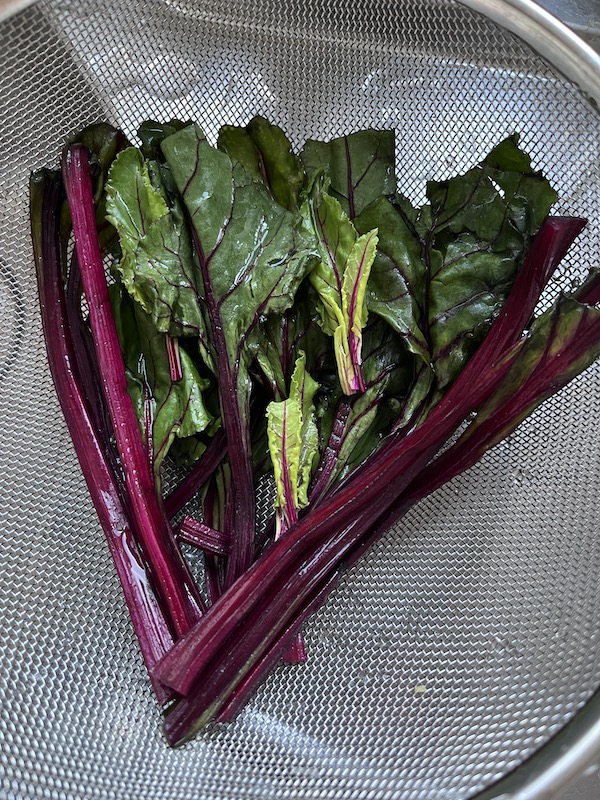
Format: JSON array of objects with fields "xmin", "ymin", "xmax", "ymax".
[
  {"xmin": 424, "ymin": 136, "xmax": 557, "ymax": 387},
  {"xmin": 110, "ymin": 284, "xmax": 213, "ymax": 481},
  {"xmin": 391, "ymin": 363, "xmax": 435, "ymax": 433},
  {"xmin": 301, "ymin": 128, "xmax": 396, "ymax": 218},
  {"xmin": 138, "ymin": 119, "xmax": 193, "ymax": 160},
  {"xmin": 66, "ymin": 123, "xmax": 129, "ymax": 255},
  {"xmin": 427, "ymin": 236, "xmax": 519, "ymax": 386},
  {"xmin": 169, "ymin": 435, "xmax": 208, "ymax": 468},
  {"xmin": 355, "ymin": 194, "xmax": 429, "ymax": 364},
  {"xmin": 218, "ymin": 115, "xmax": 305, "ymax": 211},
  {"xmin": 266, "ymin": 396, "xmax": 302, "ymax": 531},
  {"xmin": 329, "ymin": 320, "xmax": 412, "ymax": 487},
  {"xmin": 289, "ymin": 352, "xmax": 320, "ymax": 507},
  {"xmin": 266, "ymin": 353, "xmax": 320, "ymax": 531},
  {"xmin": 307, "ymin": 182, "xmax": 378, "ymax": 395},
  {"xmin": 426, "ymin": 135, "xmax": 557, "ymax": 248},
  {"xmin": 161, "ymin": 124, "xmax": 316, "ymax": 380},
  {"xmin": 339, "ymin": 227, "xmax": 378, "ymax": 372},
  {"xmin": 356, "ymin": 135, "xmax": 557, "ymax": 394},
  {"xmin": 105, "ymin": 147, "xmax": 208, "ymax": 343},
  {"xmin": 255, "ymin": 319, "xmax": 289, "ymax": 401},
  {"xmin": 67, "ymin": 122, "xmax": 128, "ymax": 195}
]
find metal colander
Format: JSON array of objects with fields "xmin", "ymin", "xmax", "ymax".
[{"xmin": 1, "ymin": 1, "xmax": 599, "ymax": 798}]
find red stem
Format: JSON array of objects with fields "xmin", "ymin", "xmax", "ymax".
[
  {"xmin": 214, "ymin": 572, "xmax": 336, "ymax": 724},
  {"xmin": 153, "ymin": 216, "xmax": 584, "ymax": 695},
  {"xmin": 308, "ymin": 399, "xmax": 352, "ymax": 504},
  {"xmin": 176, "ymin": 516, "xmax": 230, "ymax": 558},
  {"xmin": 31, "ymin": 172, "xmax": 174, "ymax": 702},
  {"xmin": 163, "ymin": 429, "xmax": 227, "ymax": 519},
  {"xmin": 188, "ymin": 223, "xmax": 256, "ymax": 588},
  {"xmin": 62, "ymin": 145, "xmax": 203, "ymax": 638}
]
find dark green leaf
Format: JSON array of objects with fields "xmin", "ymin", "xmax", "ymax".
[
  {"xmin": 138, "ymin": 119, "xmax": 193, "ymax": 160},
  {"xmin": 218, "ymin": 116, "xmax": 305, "ymax": 211},
  {"xmin": 355, "ymin": 194, "xmax": 429, "ymax": 363},
  {"xmin": 169, "ymin": 435, "xmax": 208, "ymax": 468},
  {"xmin": 68, "ymin": 122, "xmax": 128, "ymax": 184},
  {"xmin": 425, "ymin": 136, "xmax": 557, "ymax": 387},
  {"xmin": 301, "ymin": 129, "xmax": 396, "ymax": 219},
  {"xmin": 110, "ymin": 283, "xmax": 213, "ymax": 480},
  {"xmin": 357, "ymin": 136, "xmax": 557, "ymax": 393},
  {"xmin": 67, "ymin": 123, "xmax": 129, "ymax": 254},
  {"xmin": 255, "ymin": 315, "xmax": 289, "ymax": 401},
  {"xmin": 160, "ymin": 123, "xmax": 317, "ymax": 409},
  {"xmin": 252, "ymin": 285, "xmax": 333, "ymax": 401},
  {"xmin": 105, "ymin": 147, "xmax": 208, "ymax": 343},
  {"xmin": 427, "ymin": 236, "xmax": 520, "ymax": 387}
]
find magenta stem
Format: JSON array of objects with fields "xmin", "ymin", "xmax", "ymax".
[
  {"xmin": 176, "ymin": 516, "xmax": 230, "ymax": 558},
  {"xmin": 31, "ymin": 172, "xmax": 174, "ymax": 702},
  {"xmin": 62, "ymin": 145, "xmax": 203, "ymax": 638},
  {"xmin": 163, "ymin": 429, "xmax": 227, "ymax": 519},
  {"xmin": 153, "ymin": 216, "xmax": 584, "ymax": 695}
]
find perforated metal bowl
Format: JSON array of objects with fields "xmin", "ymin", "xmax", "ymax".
[{"xmin": 1, "ymin": 1, "xmax": 599, "ymax": 798}]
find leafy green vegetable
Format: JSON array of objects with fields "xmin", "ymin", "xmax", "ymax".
[
  {"xmin": 456, "ymin": 295, "xmax": 600, "ymax": 451},
  {"xmin": 266, "ymin": 352, "xmax": 320, "ymax": 533},
  {"xmin": 255, "ymin": 288, "xmax": 334, "ymax": 402},
  {"xmin": 160, "ymin": 123, "xmax": 316, "ymax": 376},
  {"xmin": 301, "ymin": 129, "xmax": 396, "ymax": 218},
  {"xmin": 218, "ymin": 115, "xmax": 305, "ymax": 211},
  {"xmin": 424, "ymin": 135, "xmax": 557, "ymax": 386},
  {"xmin": 306, "ymin": 179, "xmax": 378, "ymax": 395},
  {"xmin": 39, "ymin": 117, "xmax": 594, "ymax": 747},
  {"xmin": 406, "ymin": 293, "xmax": 600, "ymax": 503},
  {"xmin": 111, "ymin": 283, "xmax": 213, "ymax": 480}
]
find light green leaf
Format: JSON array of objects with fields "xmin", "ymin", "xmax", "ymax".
[
  {"xmin": 266, "ymin": 353, "xmax": 320, "ymax": 531},
  {"xmin": 307, "ymin": 182, "xmax": 378, "ymax": 395},
  {"xmin": 266, "ymin": 396, "xmax": 302, "ymax": 532},
  {"xmin": 290, "ymin": 352, "xmax": 320, "ymax": 508}
]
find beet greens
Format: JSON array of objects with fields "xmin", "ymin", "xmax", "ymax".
[{"xmin": 30, "ymin": 115, "xmax": 599, "ymax": 746}]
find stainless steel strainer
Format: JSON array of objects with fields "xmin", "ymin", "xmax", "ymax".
[{"xmin": 1, "ymin": 1, "xmax": 599, "ymax": 798}]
